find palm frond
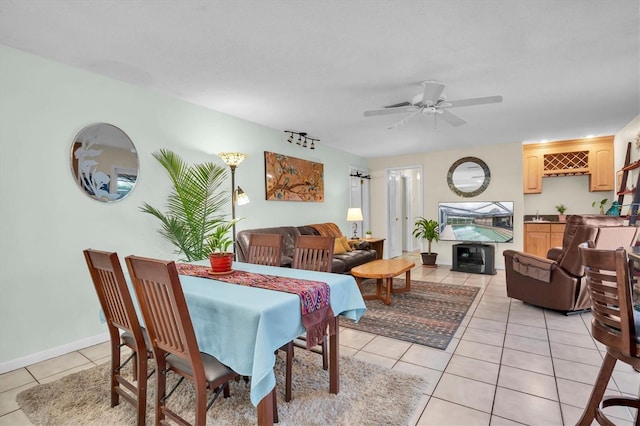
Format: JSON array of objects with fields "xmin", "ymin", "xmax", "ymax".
[{"xmin": 141, "ymin": 149, "xmax": 234, "ymax": 261}]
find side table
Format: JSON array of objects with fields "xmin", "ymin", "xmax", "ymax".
[{"xmin": 349, "ymin": 237, "xmax": 385, "ymax": 260}]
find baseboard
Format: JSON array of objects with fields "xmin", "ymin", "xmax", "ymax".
[{"xmin": 0, "ymin": 332, "xmax": 110, "ymax": 374}]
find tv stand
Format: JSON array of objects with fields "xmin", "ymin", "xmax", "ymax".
[{"xmin": 451, "ymin": 243, "xmax": 496, "ymax": 275}]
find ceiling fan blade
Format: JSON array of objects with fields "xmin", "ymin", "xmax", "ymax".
[
  {"xmin": 440, "ymin": 109, "xmax": 467, "ymax": 127},
  {"xmin": 421, "ymin": 81, "xmax": 446, "ymax": 106},
  {"xmin": 388, "ymin": 109, "xmax": 423, "ymax": 129},
  {"xmin": 443, "ymin": 95, "xmax": 503, "ymax": 108},
  {"xmin": 364, "ymin": 106, "xmax": 416, "ymax": 117},
  {"xmin": 384, "ymin": 101, "xmax": 412, "ymax": 108}
]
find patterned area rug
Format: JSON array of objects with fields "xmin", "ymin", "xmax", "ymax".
[{"xmin": 341, "ymin": 279, "xmax": 480, "ymax": 350}]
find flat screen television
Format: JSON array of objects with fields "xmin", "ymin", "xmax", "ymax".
[{"xmin": 438, "ymin": 201, "xmax": 514, "ymax": 243}]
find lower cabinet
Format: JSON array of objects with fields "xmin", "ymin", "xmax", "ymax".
[{"xmin": 524, "ymin": 223, "xmax": 566, "ymax": 257}]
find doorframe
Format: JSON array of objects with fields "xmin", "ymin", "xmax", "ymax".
[{"xmin": 385, "ymin": 165, "xmax": 423, "ymax": 258}]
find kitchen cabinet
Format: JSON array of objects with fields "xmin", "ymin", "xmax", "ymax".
[
  {"xmin": 524, "ymin": 223, "xmax": 566, "ymax": 257},
  {"xmin": 522, "ymin": 136, "xmax": 614, "ymax": 194}
]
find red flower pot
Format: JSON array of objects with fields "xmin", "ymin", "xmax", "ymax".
[{"xmin": 209, "ymin": 252, "xmax": 234, "ymax": 273}]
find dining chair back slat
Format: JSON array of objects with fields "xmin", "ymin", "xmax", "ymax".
[
  {"xmin": 247, "ymin": 233, "xmax": 283, "ymax": 267},
  {"xmin": 83, "ymin": 249, "xmax": 151, "ymax": 426}
]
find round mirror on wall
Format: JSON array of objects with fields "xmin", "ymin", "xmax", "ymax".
[
  {"xmin": 447, "ymin": 156, "xmax": 490, "ymax": 198},
  {"xmin": 70, "ymin": 123, "xmax": 139, "ymax": 202}
]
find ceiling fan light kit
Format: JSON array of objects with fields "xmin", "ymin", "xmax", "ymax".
[
  {"xmin": 364, "ymin": 81, "xmax": 503, "ymax": 129},
  {"xmin": 285, "ymin": 130, "xmax": 317, "ymax": 150}
]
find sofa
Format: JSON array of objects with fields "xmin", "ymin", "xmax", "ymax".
[
  {"xmin": 503, "ymin": 215, "xmax": 640, "ymax": 313},
  {"xmin": 236, "ymin": 223, "xmax": 377, "ymax": 274}
]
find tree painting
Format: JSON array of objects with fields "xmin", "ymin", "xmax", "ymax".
[{"xmin": 264, "ymin": 151, "xmax": 324, "ymax": 202}]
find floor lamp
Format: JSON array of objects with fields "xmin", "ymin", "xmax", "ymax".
[{"xmin": 218, "ymin": 152, "xmax": 248, "ymax": 254}]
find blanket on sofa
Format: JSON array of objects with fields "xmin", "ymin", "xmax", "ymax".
[
  {"xmin": 176, "ymin": 264, "xmax": 335, "ymax": 348},
  {"xmin": 309, "ymin": 222, "xmax": 343, "ymax": 237}
]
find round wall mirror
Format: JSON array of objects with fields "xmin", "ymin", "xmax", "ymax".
[
  {"xmin": 447, "ymin": 156, "xmax": 490, "ymax": 198},
  {"xmin": 70, "ymin": 123, "xmax": 139, "ymax": 202}
]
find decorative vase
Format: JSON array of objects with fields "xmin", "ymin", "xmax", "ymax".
[
  {"xmin": 558, "ymin": 214, "xmax": 566, "ymax": 222},
  {"xmin": 209, "ymin": 252, "xmax": 234, "ymax": 273}
]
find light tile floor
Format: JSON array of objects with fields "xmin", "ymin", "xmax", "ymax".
[{"xmin": 1, "ymin": 252, "xmax": 639, "ymax": 425}]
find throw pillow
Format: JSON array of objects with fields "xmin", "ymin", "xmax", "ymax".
[
  {"xmin": 339, "ymin": 236, "xmax": 352, "ymax": 252},
  {"xmin": 334, "ymin": 238, "xmax": 347, "ymax": 255}
]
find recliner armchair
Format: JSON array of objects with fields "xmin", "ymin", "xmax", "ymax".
[{"xmin": 503, "ymin": 215, "xmax": 639, "ymax": 313}]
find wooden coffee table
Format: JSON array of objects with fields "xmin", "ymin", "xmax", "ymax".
[{"xmin": 351, "ymin": 259, "xmax": 415, "ymax": 305}]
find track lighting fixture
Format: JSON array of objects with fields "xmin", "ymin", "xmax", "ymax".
[{"xmin": 284, "ymin": 131, "xmax": 318, "ymax": 150}]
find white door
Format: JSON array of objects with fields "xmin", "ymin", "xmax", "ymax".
[
  {"xmin": 386, "ymin": 166, "xmax": 423, "ymax": 256},
  {"xmin": 387, "ymin": 171, "xmax": 403, "ymax": 258}
]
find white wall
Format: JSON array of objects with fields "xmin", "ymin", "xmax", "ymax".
[
  {"xmin": 0, "ymin": 45, "xmax": 367, "ymax": 368},
  {"xmin": 368, "ymin": 142, "xmax": 525, "ymax": 269}
]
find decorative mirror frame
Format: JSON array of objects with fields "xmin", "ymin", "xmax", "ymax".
[
  {"xmin": 447, "ymin": 156, "xmax": 491, "ymax": 198},
  {"xmin": 70, "ymin": 123, "xmax": 139, "ymax": 202}
]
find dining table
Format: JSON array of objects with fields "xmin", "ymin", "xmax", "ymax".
[{"xmin": 169, "ymin": 260, "xmax": 366, "ymax": 425}]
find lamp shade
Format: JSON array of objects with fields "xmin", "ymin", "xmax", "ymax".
[
  {"xmin": 346, "ymin": 207, "xmax": 364, "ymax": 222},
  {"xmin": 235, "ymin": 186, "xmax": 250, "ymax": 206},
  {"xmin": 218, "ymin": 152, "xmax": 247, "ymax": 167}
]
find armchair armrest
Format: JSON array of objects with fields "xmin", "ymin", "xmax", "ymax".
[
  {"xmin": 504, "ymin": 250, "xmax": 557, "ymax": 283},
  {"xmin": 547, "ymin": 247, "xmax": 563, "ymax": 261}
]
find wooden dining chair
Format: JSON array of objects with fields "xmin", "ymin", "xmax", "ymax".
[
  {"xmin": 245, "ymin": 232, "xmax": 293, "ymax": 403},
  {"xmin": 289, "ymin": 235, "xmax": 335, "ymax": 396},
  {"xmin": 577, "ymin": 242, "xmax": 640, "ymax": 425},
  {"xmin": 247, "ymin": 233, "xmax": 283, "ymax": 267},
  {"xmin": 83, "ymin": 249, "xmax": 153, "ymax": 426},
  {"xmin": 125, "ymin": 255, "xmax": 240, "ymax": 426}
]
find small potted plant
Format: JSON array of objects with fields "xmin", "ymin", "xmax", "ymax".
[
  {"xmin": 365, "ymin": 230, "xmax": 373, "ymax": 239},
  {"xmin": 412, "ymin": 217, "xmax": 440, "ymax": 267},
  {"xmin": 555, "ymin": 204, "xmax": 567, "ymax": 222},
  {"xmin": 206, "ymin": 221, "xmax": 239, "ymax": 273}
]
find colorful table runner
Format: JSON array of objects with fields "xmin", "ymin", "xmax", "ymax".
[{"xmin": 176, "ymin": 264, "xmax": 334, "ymax": 348}]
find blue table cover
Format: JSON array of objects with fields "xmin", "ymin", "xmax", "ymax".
[{"xmin": 171, "ymin": 261, "xmax": 365, "ymax": 406}]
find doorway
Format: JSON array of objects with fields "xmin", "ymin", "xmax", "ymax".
[{"xmin": 386, "ymin": 166, "xmax": 423, "ymax": 258}]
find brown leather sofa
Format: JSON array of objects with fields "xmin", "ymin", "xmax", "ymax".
[
  {"xmin": 236, "ymin": 223, "xmax": 377, "ymax": 274},
  {"xmin": 503, "ymin": 215, "xmax": 639, "ymax": 313}
]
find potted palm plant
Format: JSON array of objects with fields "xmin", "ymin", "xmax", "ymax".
[
  {"xmin": 140, "ymin": 149, "xmax": 238, "ymax": 270},
  {"xmin": 412, "ymin": 217, "xmax": 440, "ymax": 267}
]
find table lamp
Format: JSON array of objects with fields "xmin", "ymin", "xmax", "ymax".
[{"xmin": 347, "ymin": 207, "xmax": 364, "ymax": 239}]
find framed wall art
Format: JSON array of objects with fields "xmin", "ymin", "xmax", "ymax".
[{"xmin": 264, "ymin": 151, "xmax": 324, "ymax": 202}]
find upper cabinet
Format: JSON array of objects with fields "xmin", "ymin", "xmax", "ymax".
[{"xmin": 522, "ymin": 136, "xmax": 614, "ymax": 194}]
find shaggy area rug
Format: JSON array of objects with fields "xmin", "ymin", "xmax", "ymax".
[
  {"xmin": 17, "ymin": 349, "xmax": 427, "ymax": 425},
  {"xmin": 341, "ymin": 279, "xmax": 480, "ymax": 350}
]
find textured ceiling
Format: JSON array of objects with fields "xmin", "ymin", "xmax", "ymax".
[{"xmin": 0, "ymin": 0, "xmax": 638, "ymax": 158}]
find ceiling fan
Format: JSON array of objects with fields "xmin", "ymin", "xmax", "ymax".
[{"xmin": 364, "ymin": 81, "xmax": 503, "ymax": 128}]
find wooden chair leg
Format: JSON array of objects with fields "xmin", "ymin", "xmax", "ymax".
[
  {"xmin": 577, "ymin": 352, "xmax": 617, "ymax": 426},
  {"xmin": 135, "ymin": 353, "xmax": 148, "ymax": 426},
  {"xmin": 321, "ymin": 337, "xmax": 328, "ymax": 371},
  {"xmin": 284, "ymin": 342, "xmax": 293, "ymax": 402},
  {"xmin": 272, "ymin": 387, "xmax": 279, "ymax": 424},
  {"xmin": 110, "ymin": 336, "xmax": 120, "ymax": 407}
]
